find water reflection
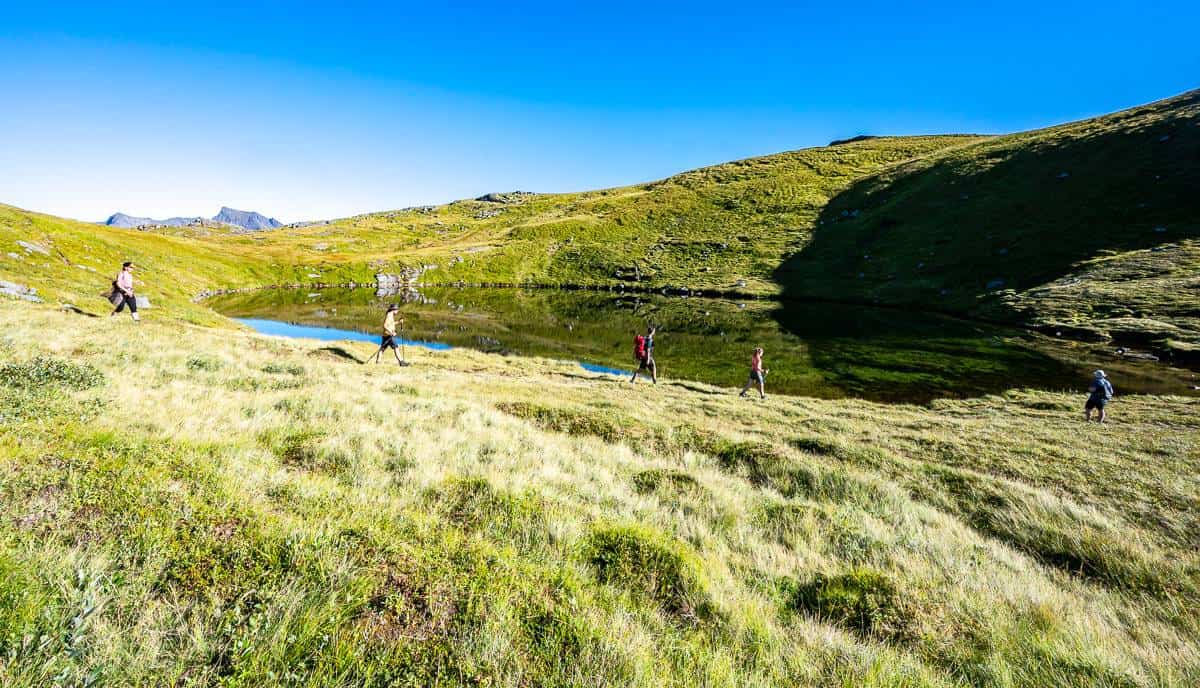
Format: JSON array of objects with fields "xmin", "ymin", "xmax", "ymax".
[{"xmin": 210, "ymin": 287, "xmax": 1192, "ymax": 402}]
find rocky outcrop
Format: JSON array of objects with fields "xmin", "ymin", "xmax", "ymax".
[
  {"xmin": 15, "ymin": 240, "xmax": 50, "ymax": 256},
  {"xmin": 0, "ymin": 280, "xmax": 42, "ymax": 303}
]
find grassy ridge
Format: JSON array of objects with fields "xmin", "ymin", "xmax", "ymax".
[
  {"xmin": 778, "ymin": 89, "xmax": 1200, "ymax": 354},
  {"xmin": 1, "ymin": 302, "xmax": 1197, "ymax": 686},
  {"xmin": 184, "ymin": 135, "xmax": 976, "ymax": 294}
]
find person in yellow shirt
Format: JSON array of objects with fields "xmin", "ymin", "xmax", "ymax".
[{"xmin": 369, "ymin": 304, "xmax": 406, "ymax": 366}]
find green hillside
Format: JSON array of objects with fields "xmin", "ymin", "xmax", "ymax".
[
  {"xmin": 195, "ymin": 135, "xmax": 980, "ymax": 294},
  {"xmin": 777, "ymin": 89, "xmax": 1200, "ymax": 357}
]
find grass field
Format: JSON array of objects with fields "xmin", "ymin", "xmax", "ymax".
[{"xmin": 1, "ymin": 302, "xmax": 1197, "ymax": 686}]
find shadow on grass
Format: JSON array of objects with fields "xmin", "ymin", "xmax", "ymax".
[{"xmin": 310, "ymin": 345, "xmax": 364, "ymax": 363}]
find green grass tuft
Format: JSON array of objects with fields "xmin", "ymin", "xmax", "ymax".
[
  {"xmin": 581, "ymin": 523, "xmax": 714, "ymax": 622},
  {"xmin": 784, "ymin": 568, "xmax": 909, "ymax": 641}
]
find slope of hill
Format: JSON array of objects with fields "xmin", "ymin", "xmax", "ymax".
[
  {"xmin": 204, "ymin": 135, "xmax": 983, "ymax": 291},
  {"xmin": 776, "ymin": 89, "xmax": 1200, "ymax": 357},
  {"xmin": 1, "ymin": 92, "xmax": 1199, "ymax": 686},
  {"xmin": 0, "ymin": 204, "xmax": 337, "ymax": 325}
]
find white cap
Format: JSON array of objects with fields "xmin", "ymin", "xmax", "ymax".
[{"xmin": 1094, "ymin": 370, "xmax": 1106, "ymax": 378}]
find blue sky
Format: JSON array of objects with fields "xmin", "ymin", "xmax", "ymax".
[{"xmin": 1, "ymin": 1, "xmax": 1197, "ymax": 223}]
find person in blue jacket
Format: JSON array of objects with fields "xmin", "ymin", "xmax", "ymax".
[{"xmin": 1085, "ymin": 370, "xmax": 1114, "ymax": 423}]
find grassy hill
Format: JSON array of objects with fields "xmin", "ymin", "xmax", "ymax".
[
  {"xmin": 3, "ymin": 91, "xmax": 1196, "ymax": 358},
  {"xmin": 2, "ymin": 304, "xmax": 1197, "ymax": 686},
  {"xmin": 777, "ymin": 89, "xmax": 1200, "ymax": 358}
]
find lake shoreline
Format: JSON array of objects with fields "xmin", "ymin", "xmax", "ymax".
[{"xmin": 195, "ymin": 280, "xmax": 1197, "ymax": 372}]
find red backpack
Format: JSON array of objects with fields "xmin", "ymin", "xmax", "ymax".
[{"xmin": 633, "ymin": 335, "xmax": 647, "ymax": 359}]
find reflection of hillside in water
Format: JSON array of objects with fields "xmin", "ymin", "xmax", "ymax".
[{"xmin": 208, "ymin": 287, "xmax": 1189, "ymax": 403}]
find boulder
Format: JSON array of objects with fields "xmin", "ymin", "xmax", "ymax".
[
  {"xmin": 16, "ymin": 240, "xmax": 49, "ymax": 256},
  {"xmin": 135, "ymin": 295, "xmax": 152, "ymax": 309},
  {"xmin": 0, "ymin": 280, "xmax": 43, "ymax": 303}
]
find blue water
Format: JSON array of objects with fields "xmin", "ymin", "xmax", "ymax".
[{"xmin": 236, "ymin": 318, "xmax": 627, "ymax": 377}]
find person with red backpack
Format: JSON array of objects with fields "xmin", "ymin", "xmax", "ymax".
[{"xmin": 629, "ymin": 325, "xmax": 657, "ymax": 384}]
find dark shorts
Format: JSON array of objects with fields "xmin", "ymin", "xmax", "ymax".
[
  {"xmin": 637, "ymin": 355, "xmax": 654, "ymax": 370},
  {"xmin": 1085, "ymin": 397, "xmax": 1108, "ymax": 410},
  {"xmin": 748, "ymin": 370, "xmax": 764, "ymax": 384},
  {"xmin": 381, "ymin": 335, "xmax": 399, "ymax": 349},
  {"xmin": 113, "ymin": 293, "xmax": 137, "ymax": 313}
]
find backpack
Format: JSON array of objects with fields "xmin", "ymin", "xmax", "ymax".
[{"xmin": 634, "ymin": 335, "xmax": 647, "ymax": 359}]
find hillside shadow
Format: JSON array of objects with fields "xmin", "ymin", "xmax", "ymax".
[{"xmin": 772, "ymin": 91, "xmax": 1199, "ymax": 318}]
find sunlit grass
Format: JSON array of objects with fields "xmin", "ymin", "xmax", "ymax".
[{"xmin": 1, "ymin": 301, "xmax": 1197, "ymax": 686}]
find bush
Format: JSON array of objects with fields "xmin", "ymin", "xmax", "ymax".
[
  {"xmin": 784, "ymin": 568, "xmax": 908, "ymax": 640},
  {"xmin": 632, "ymin": 469, "xmax": 701, "ymax": 495},
  {"xmin": 0, "ymin": 356, "xmax": 104, "ymax": 390},
  {"xmin": 788, "ymin": 436, "xmax": 843, "ymax": 457},
  {"xmin": 186, "ymin": 355, "xmax": 223, "ymax": 372},
  {"xmin": 432, "ymin": 476, "xmax": 546, "ymax": 545},
  {"xmin": 581, "ymin": 524, "xmax": 713, "ymax": 621},
  {"xmin": 261, "ymin": 362, "xmax": 305, "ymax": 376},
  {"xmin": 497, "ymin": 402, "xmax": 624, "ymax": 443},
  {"xmin": 276, "ymin": 430, "xmax": 351, "ymax": 475},
  {"xmin": 707, "ymin": 439, "xmax": 787, "ymax": 487}
]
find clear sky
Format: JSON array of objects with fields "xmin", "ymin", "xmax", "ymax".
[{"xmin": 2, "ymin": 1, "xmax": 1197, "ymax": 223}]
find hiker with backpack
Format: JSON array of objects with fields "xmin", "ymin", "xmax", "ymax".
[
  {"xmin": 369, "ymin": 304, "xmax": 407, "ymax": 366},
  {"xmin": 629, "ymin": 325, "xmax": 657, "ymax": 384},
  {"xmin": 1085, "ymin": 369, "xmax": 1114, "ymax": 423},
  {"xmin": 109, "ymin": 261, "xmax": 140, "ymax": 322},
  {"xmin": 739, "ymin": 347, "xmax": 769, "ymax": 399}
]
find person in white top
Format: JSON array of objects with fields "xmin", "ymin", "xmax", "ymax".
[{"xmin": 110, "ymin": 261, "xmax": 140, "ymax": 322}]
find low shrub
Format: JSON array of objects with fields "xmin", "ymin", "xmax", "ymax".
[
  {"xmin": 276, "ymin": 430, "xmax": 352, "ymax": 475},
  {"xmin": 497, "ymin": 402, "xmax": 625, "ymax": 443},
  {"xmin": 261, "ymin": 362, "xmax": 305, "ymax": 376},
  {"xmin": 581, "ymin": 523, "xmax": 713, "ymax": 622},
  {"xmin": 186, "ymin": 354, "xmax": 223, "ymax": 372},
  {"xmin": 632, "ymin": 469, "xmax": 702, "ymax": 495},
  {"xmin": 0, "ymin": 356, "xmax": 104, "ymax": 390},
  {"xmin": 784, "ymin": 568, "xmax": 908, "ymax": 640},
  {"xmin": 431, "ymin": 476, "xmax": 546, "ymax": 546},
  {"xmin": 788, "ymin": 436, "xmax": 843, "ymax": 457}
]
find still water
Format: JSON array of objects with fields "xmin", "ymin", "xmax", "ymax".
[{"xmin": 208, "ymin": 287, "xmax": 1194, "ymax": 403}]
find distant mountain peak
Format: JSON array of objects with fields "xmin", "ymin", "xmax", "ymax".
[
  {"xmin": 212, "ymin": 207, "xmax": 282, "ymax": 231},
  {"xmin": 101, "ymin": 207, "xmax": 283, "ymax": 231}
]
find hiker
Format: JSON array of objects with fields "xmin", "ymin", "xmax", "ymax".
[
  {"xmin": 369, "ymin": 304, "xmax": 406, "ymax": 366},
  {"xmin": 739, "ymin": 347, "xmax": 768, "ymax": 399},
  {"xmin": 629, "ymin": 325, "xmax": 657, "ymax": 384},
  {"xmin": 1085, "ymin": 369, "xmax": 1114, "ymax": 423},
  {"xmin": 109, "ymin": 261, "xmax": 140, "ymax": 321}
]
